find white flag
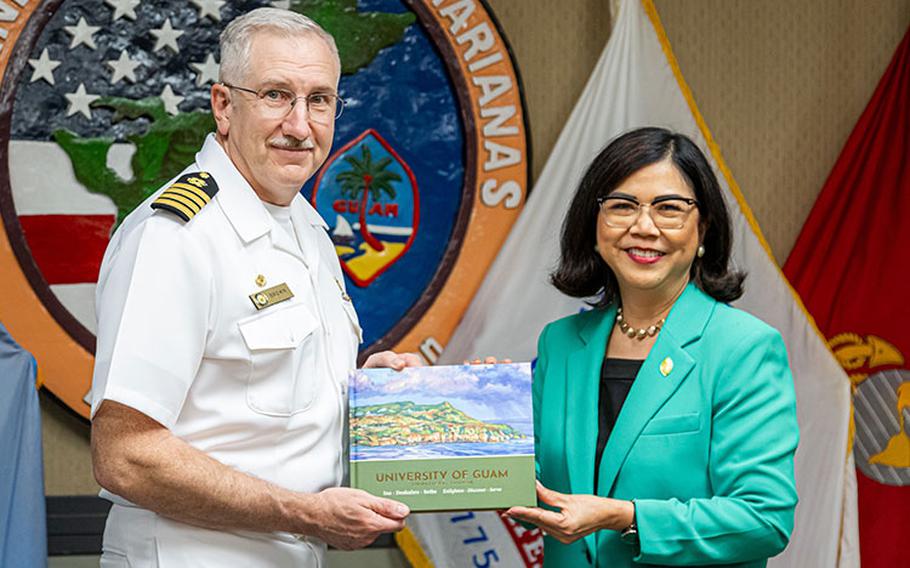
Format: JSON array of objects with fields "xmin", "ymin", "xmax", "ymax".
[{"xmin": 402, "ymin": 0, "xmax": 857, "ymax": 566}]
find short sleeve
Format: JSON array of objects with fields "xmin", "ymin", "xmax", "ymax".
[{"xmin": 91, "ymin": 215, "xmax": 213, "ymax": 428}]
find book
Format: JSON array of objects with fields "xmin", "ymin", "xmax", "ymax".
[{"xmin": 348, "ymin": 363, "xmax": 537, "ymax": 512}]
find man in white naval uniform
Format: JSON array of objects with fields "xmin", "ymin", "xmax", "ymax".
[{"xmin": 90, "ymin": 8, "xmax": 418, "ymax": 566}]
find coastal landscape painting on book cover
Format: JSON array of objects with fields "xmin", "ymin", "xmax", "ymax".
[{"xmin": 349, "ymin": 363, "xmax": 536, "ymax": 511}]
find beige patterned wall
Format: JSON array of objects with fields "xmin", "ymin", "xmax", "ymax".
[
  {"xmin": 655, "ymin": 0, "xmax": 910, "ymax": 263},
  {"xmin": 42, "ymin": 0, "xmax": 909, "ymax": 496},
  {"xmin": 42, "ymin": 395, "xmax": 94, "ymax": 494}
]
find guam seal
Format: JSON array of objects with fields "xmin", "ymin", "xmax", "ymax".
[
  {"xmin": 312, "ymin": 128, "xmax": 420, "ymax": 288},
  {"xmin": 0, "ymin": 0, "xmax": 529, "ymax": 419}
]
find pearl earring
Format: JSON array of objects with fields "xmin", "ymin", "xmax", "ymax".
[{"xmin": 697, "ymin": 245, "xmax": 705, "ymax": 258}]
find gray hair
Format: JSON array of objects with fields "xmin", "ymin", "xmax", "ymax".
[{"xmin": 219, "ymin": 7, "xmax": 340, "ymax": 84}]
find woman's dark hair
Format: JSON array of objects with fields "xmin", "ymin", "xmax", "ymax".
[{"xmin": 550, "ymin": 127, "xmax": 745, "ymax": 307}]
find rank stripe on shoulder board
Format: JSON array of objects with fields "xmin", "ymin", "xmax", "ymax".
[
  {"xmin": 166, "ymin": 186, "xmax": 210, "ymax": 207},
  {"xmin": 151, "ymin": 172, "xmax": 219, "ymax": 222},
  {"xmin": 159, "ymin": 191, "xmax": 202, "ymax": 213},
  {"xmin": 154, "ymin": 196, "xmax": 197, "ymax": 220}
]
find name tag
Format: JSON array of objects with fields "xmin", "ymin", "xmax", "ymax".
[{"xmin": 249, "ymin": 283, "xmax": 294, "ymax": 310}]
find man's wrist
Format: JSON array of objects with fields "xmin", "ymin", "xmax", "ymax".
[{"xmin": 279, "ymin": 488, "xmax": 321, "ymax": 537}]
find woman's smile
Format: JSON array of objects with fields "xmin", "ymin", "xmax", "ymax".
[{"xmin": 624, "ymin": 247, "xmax": 665, "ymax": 264}]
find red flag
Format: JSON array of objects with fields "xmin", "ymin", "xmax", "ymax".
[{"xmin": 784, "ymin": 26, "xmax": 910, "ymax": 568}]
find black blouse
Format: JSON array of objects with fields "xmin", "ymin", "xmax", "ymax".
[{"xmin": 594, "ymin": 358, "xmax": 644, "ymax": 488}]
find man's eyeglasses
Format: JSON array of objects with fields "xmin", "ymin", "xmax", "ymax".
[
  {"xmin": 597, "ymin": 194, "xmax": 699, "ymax": 230},
  {"xmin": 222, "ymin": 83, "xmax": 345, "ymax": 124}
]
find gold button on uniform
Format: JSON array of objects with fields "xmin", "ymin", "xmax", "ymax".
[{"xmin": 255, "ymin": 274, "xmax": 266, "ymax": 287}]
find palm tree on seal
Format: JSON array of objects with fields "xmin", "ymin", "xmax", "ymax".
[{"xmin": 336, "ymin": 144, "xmax": 401, "ymax": 252}]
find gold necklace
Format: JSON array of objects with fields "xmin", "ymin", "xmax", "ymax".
[{"xmin": 616, "ymin": 307, "xmax": 665, "ymax": 340}]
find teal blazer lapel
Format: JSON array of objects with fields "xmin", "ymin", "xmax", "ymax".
[
  {"xmin": 565, "ymin": 305, "xmax": 616, "ymax": 498},
  {"xmin": 564, "ymin": 304, "xmax": 615, "ymax": 561},
  {"xmin": 595, "ymin": 285, "xmax": 716, "ymax": 497}
]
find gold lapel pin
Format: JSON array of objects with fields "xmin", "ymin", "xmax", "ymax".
[
  {"xmin": 659, "ymin": 357, "xmax": 674, "ymax": 377},
  {"xmin": 255, "ymin": 274, "xmax": 267, "ymax": 287}
]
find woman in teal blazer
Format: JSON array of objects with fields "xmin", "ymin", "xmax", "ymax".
[{"xmin": 507, "ymin": 128, "xmax": 798, "ymax": 567}]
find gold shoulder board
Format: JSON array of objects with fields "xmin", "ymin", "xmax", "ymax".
[{"xmin": 150, "ymin": 171, "xmax": 219, "ymax": 222}]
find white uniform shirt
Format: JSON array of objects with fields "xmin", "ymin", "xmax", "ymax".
[{"xmin": 91, "ymin": 134, "xmax": 361, "ymax": 567}]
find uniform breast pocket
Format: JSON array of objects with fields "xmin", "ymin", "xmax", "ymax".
[{"xmin": 238, "ymin": 302, "xmax": 320, "ymax": 416}]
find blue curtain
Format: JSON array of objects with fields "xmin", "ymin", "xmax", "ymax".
[{"xmin": 0, "ymin": 323, "xmax": 47, "ymax": 567}]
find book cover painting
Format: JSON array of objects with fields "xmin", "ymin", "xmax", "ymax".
[{"xmin": 349, "ymin": 363, "xmax": 537, "ymax": 512}]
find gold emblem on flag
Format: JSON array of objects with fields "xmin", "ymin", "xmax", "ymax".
[
  {"xmin": 867, "ymin": 382, "xmax": 910, "ymax": 468},
  {"xmin": 828, "ymin": 333, "xmax": 903, "ymax": 386},
  {"xmin": 833, "ymin": 332, "xmax": 909, "ymax": 472}
]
